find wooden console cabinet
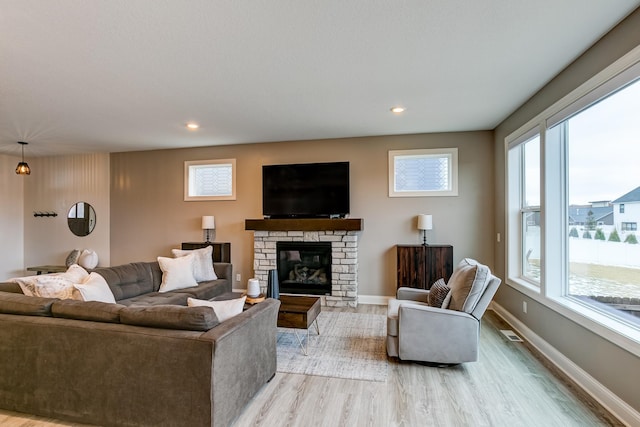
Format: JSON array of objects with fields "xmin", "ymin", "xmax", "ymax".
[
  {"xmin": 181, "ymin": 242, "xmax": 231, "ymax": 263},
  {"xmin": 396, "ymin": 244, "xmax": 453, "ymax": 289}
]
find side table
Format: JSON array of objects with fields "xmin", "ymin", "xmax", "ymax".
[
  {"xmin": 26, "ymin": 265, "xmax": 67, "ymax": 275},
  {"xmin": 277, "ymin": 295, "xmax": 321, "ymax": 355}
]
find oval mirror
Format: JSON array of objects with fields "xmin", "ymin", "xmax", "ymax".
[{"xmin": 67, "ymin": 202, "xmax": 96, "ymax": 237}]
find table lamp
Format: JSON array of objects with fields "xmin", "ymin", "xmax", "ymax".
[
  {"xmin": 202, "ymin": 216, "xmax": 215, "ymax": 243},
  {"xmin": 417, "ymin": 214, "xmax": 433, "ymax": 246}
]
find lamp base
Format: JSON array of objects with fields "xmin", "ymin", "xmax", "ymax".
[{"xmin": 422, "ymin": 230, "xmax": 429, "ymax": 246}]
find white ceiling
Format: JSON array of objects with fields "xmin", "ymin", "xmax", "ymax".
[{"xmin": 1, "ymin": 1, "xmax": 638, "ymax": 157}]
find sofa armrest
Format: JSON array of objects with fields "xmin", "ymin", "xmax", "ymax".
[
  {"xmin": 213, "ymin": 262, "xmax": 232, "ymax": 281},
  {"xmin": 0, "ymin": 282, "xmax": 23, "ymax": 294},
  {"xmin": 199, "ymin": 298, "xmax": 280, "ymax": 426},
  {"xmin": 397, "ymin": 286, "xmax": 429, "ymax": 302}
]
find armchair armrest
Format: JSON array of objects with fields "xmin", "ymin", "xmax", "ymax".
[
  {"xmin": 397, "ymin": 287, "xmax": 429, "ymax": 303},
  {"xmin": 397, "ymin": 303, "xmax": 480, "ymax": 364}
]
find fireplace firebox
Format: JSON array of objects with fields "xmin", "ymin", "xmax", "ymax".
[{"xmin": 277, "ymin": 242, "xmax": 332, "ymax": 295}]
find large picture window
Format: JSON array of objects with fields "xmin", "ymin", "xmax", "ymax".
[{"xmin": 507, "ymin": 58, "xmax": 640, "ymax": 349}]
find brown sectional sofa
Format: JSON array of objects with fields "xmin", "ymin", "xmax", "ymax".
[{"xmin": 0, "ymin": 261, "xmax": 281, "ymax": 427}]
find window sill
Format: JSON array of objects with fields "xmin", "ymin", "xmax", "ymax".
[{"xmin": 506, "ymin": 280, "xmax": 640, "ymax": 358}]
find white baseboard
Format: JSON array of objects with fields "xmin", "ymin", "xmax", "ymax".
[
  {"xmin": 358, "ymin": 295, "xmax": 393, "ymax": 305},
  {"xmin": 491, "ymin": 302, "xmax": 640, "ymax": 427}
]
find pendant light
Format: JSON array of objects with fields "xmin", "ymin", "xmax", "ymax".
[{"xmin": 15, "ymin": 141, "xmax": 31, "ymax": 175}]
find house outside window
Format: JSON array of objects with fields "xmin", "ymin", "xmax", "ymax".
[
  {"xmin": 620, "ymin": 203, "xmax": 625, "ymax": 213},
  {"xmin": 622, "ymin": 222, "xmax": 637, "ymax": 231}
]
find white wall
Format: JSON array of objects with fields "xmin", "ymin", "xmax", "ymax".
[
  {"xmin": 23, "ymin": 153, "xmax": 110, "ymax": 269},
  {"xmin": 0, "ymin": 154, "xmax": 24, "ymax": 278},
  {"xmin": 110, "ymin": 131, "xmax": 495, "ymax": 298}
]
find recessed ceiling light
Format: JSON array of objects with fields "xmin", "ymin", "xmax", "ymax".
[
  {"xmin": 186, "ymin": 122, "xmax": 199, "ymax": 130},
  {"xmin": 390, "ymin": 106, "xmax": 405, "ymax": 113}
]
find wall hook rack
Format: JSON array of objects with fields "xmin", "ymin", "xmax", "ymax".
[{"xmin": 34, "ymin": 211, "xmax": 58, "ymax": 218}]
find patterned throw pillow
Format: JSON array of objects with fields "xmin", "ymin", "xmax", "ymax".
[
  {"xmin": 427, "ymin": 278, "xmax": 451, "ymax": 308},
  {"xmin": 65, "ymin": 249, "xmax": 81, "ymax": 267}
]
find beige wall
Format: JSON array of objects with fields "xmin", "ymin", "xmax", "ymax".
[
  {"xmin": 23, "ymin": 153, "xmax": 111, "ymax": 269},
  {"xmin": 0, "ymin": 154, "xmax": 25, "ymax": 278},
  {"xmin": 493, "ymin": 8, "xmax": 640, "ymax": 415},
  {"xmin": 110, "ymin": 131, "xmax": 494, "ymax": 297}
]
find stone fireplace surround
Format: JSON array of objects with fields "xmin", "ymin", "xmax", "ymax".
[{"xmin": 245, "ymin": 219, "xmax": 363, "ymax": 307}]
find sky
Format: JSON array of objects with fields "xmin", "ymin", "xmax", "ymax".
[
  {"xmin": 524, "ymin": 77, "xmax": 640, "ymax": 206},
  {"xmin": 567, "ymin": 78, "xmax": 640, "ymax": 205}
]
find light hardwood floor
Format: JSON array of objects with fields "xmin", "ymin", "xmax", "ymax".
[{"xmin": 0, "ymin": 305, "xmax": 622, "ymax": 427}]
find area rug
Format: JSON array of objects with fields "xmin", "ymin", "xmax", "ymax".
[{"xmin": 276, "ymin": 311, "xmax": 388, "ymax": 382}]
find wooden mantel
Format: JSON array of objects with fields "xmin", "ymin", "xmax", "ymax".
[{"xmin": 245, "ymin": 218, "xmax": 363, "ymax": 232}]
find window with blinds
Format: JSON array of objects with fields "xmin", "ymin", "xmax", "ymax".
[{"xmin": 184, "ymin": 159, "xmax": 236, "ymax": 201}]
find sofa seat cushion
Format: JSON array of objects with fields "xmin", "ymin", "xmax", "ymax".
[
  {"xmin": 117, "ymin": 291, "xmax": 190, "ymax": 307},
  {"xmin": 0, "ymin": 292, "xmax": 57, "ymax": 316},
  {"xmin": 120, "ymin": 305, "xmax": 219, "ymax": 331},
  {"xmin": 446, "ymin": 258, "xmax": 491, "ymax": 313},
  {"xmin": 387, "ymin": 298, "xmax": 430, "ymax": 337},
  {"xmin": 178, "ymin": 279, "xmax": 231, "ymax": 300},
  {"xmin": 52, "ymin": 299, "xmax": 125, "ymax": 323}
]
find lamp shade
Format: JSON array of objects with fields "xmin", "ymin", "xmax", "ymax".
[
  {"xmin": 201, "ymin": 216, "xmax": 215, "ymax": 230},
  {"xmin": 417, "ymin": 214, "xmax": 433, "ymax": 230},
  {"xmin": 15, "ymin": 141, "xmax": 30, "ymax": 175}
]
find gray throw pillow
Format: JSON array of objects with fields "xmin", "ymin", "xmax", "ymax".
[
  {"xmin": 65, "ymin": 249, "xmax": 81, "ymax": 267},
  {"xmin": 428, "ymin": 278, "xmax": 450, "ymax": 308}
]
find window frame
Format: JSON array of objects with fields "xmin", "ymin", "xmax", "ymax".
[
  {"xmin": 388, "ymin": 148, "xmax": 458, "ymax": 197},
  {"xmin": 184, "ymin": 159, "xmax": 237, "ymax": 201},
  {"xmin": 505, "ymin": 47, "xmax": 640, "ymax": 356}
]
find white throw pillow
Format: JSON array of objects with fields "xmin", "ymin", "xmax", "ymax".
[
  {"xmin": 74, "ymin": 272, "xmax": 116, "ymax": 304},
  {"xmin": 64, "ymin": 264, "xmax": 89, "ymax": 283},
  {"xmin": 171, "ymin": 246, "xmax": 217, "ymax": 281},
  {"xmin": 78, "ymin": 249, "xmax": 99, "ymax": 269},
  {"xmin": 157, "ymin": 255, "xmax": 198, "ymax": 293},
  {"xmin": 187, "ymin": 296, "xmax": 246, "ymax": 322}
]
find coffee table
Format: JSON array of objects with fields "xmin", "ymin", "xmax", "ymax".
[{"xmin": 277, "ymin": 295, "xmax": 321, "ymax": 355}]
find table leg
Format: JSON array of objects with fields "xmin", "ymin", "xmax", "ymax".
[{"xmin": 293, "ymin": 329, "xmax": 309, "ymax": 356}]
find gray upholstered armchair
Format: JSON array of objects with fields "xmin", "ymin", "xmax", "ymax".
[{"xmin": 387, "ymin": 258, "xmax": 501, "ymax": 364}]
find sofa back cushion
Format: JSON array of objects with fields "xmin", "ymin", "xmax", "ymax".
[
  {"xmin": 51, "ymin": 299, "xmax": 125, "ymax": 323},
  {"xmin": 92, "ymin": 262, "xmax": 156, "ymax": 301},
  {"xmin": 0, "ymin": 292, "xmax": 57, "ymax": 316},
  {"xmin": 446, "ymin": 258, "xmax": 491, "ymax": 313},
  {"xmin": 120, "ymin": 305, "xmax": 219, "ymax": 331}
]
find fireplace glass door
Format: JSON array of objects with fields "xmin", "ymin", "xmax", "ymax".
[{"xmin": 276, "ymin": 242, "xmax": 332, "ymax": 295}]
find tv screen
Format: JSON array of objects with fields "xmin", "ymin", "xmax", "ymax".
[{"xmin": 262, "ymin": 162, "xmax": 350, "ymax": 218}]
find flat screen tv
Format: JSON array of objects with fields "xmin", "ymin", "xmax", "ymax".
[{"xmin": 262, "ymin": 162, "xmax": 350, "ymax": 218}]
